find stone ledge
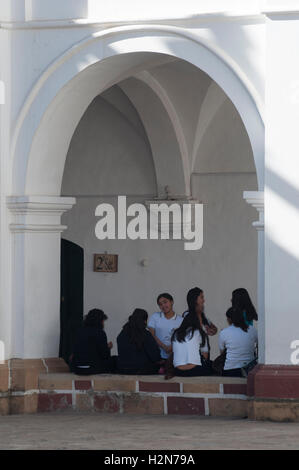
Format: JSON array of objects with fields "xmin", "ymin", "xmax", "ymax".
[
  {"xmin": 5, "ymin": 358, "xmax": 69, "ymax": 393},
  {"xmin": 0, "ymin": 368, "xmax": 250, "ymax": 417},
  {"xmin": 38, "ymin": 372, "xmax": 247, "ymax": 386},
  {"xmin": 2, "ymin": 364, "xmax": 299, "ymax": 421},
  {"xmin": 7, "ymin": 370, "xmax": 299, "ymax": 421},
  {"xmin": 248, "ymin": 399, "xmax": 299, "ymax": 422},
  {"xmin": 34, "ymin": 372, "xmax": 249, "ymax": 418},
  {"xmin": 167, "ymin": 396, "xmax": 205, "ymax": 415},
  {"xmin": 209, "ymin": 398, "xmax": 248, "ymax": 418},
  {"xmin": 0, "ymin": 362, "xmax": 9, "ymax": 393},
  {"xmin": 248, "ymin": 365, "xmax": 299, "ymax": 399}
]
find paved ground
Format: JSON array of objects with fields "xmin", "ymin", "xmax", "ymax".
[{"xmin": 0, "ymin": 411, "xmax": 298, "ymax": 450}]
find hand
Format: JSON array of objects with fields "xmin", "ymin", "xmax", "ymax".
[
  {"xmin": 108, "ymin": 342, "xmax": 113, "ymax": 349},
  {"xmin": 206, "ymin": 324, "xmax": 217, "ymax": 336},
  {"xmin": 164, "ymin": 345, "xmax": 172, "ymax": 354}
]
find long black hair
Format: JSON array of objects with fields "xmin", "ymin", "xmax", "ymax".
[
  {"xmin": 186, "ymin": 287, "xmax": 210, "ymax": 326},
  {"xmin": 173, "ymin": 288, "xmax": 207, "ymax": 347},
  {"xmin": 122, "ymin": 308, "xmax": 148, "ymax": 350},
  {"xmin": 84, "ymin": 308, "xmax": 107, "ymax": 329},
  {"xmin": 226, "ymin": 307, "xmax": 248, "ymax": 333},
  {"xmin": 232, "ymin": 288, "xmax": 258, "ymax": 322}
]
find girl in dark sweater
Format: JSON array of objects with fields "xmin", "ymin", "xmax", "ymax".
[
  {"xmin": 117, "ymin": 309, "xmax": 161, "ymax": 375},
  {"xmin": 71, "ymin": 309, "xmax": 116, "ymax": 375}
]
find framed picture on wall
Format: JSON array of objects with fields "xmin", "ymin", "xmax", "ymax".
[{"xmin": 94, "ymin": 254, "xmax": 118, "ymax": 273}]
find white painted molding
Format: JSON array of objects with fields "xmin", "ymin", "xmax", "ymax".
[
  {"xmin": 8, "ymin": 224, "xmax": 68, "ymax": 233},
  {"xmin": 0, "ymin": 15, "xmax": 266, "ymax": 30},
  {"xmin": 263, "ymin": 10, "xmax": 299, "ymax": 15},
  {"xmin": 4, "ymin": 1, "xmax": 298, "ymax": 27},
  {"xmin": 262, "ymin": 8, "xmax": 299, "ymax": 16},
  {"xmin": 243, "ymin": 190, "xmax": 264, "ymax": 231},
  {"xmin": 7, "ymin": 195, "xmax": 76, "ymax": 210},
  {"xmin": 7, "ymin": 195, "xmax": 76, "ymax": 233}
]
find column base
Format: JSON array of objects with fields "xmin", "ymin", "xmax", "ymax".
[{"xmin": 248, "ymin": 364, "xmax": 299, "ymax": 421}]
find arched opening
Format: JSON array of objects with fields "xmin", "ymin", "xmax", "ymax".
[
  {"xmin": 9, "ymin": 28, "xmax": 263, "ymax": 359},
  {"xmin": 12, "ymin": 27, "xmax": 264, "ymax": 196},
  {"xmin": 60, "ymin": 57, "xmax": 258, "ymax": 359}
]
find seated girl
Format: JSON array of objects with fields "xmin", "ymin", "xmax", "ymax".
[
  {"xmin": 183, "ymin": 287, "xmax": 217, "ymax": 360},
  {"xmin": 231, "ymin": 288, "xmax": 258, "ymax": 326},
  {"xmin": 148, "ymin": 293, "xmax": 182, "ymax": 361},
  {"xmin": 117, "ymin": 309, "xmax": 161, "ymax": 375},
  {"xmin": 171, "ymin": 311, "xmax": 213, "ymax": 377},
  {"xmin": 219, "ymin": 307, "xmax": 258, "ymax": 377},
  {"xmin": 71, "ymin": 309, "xmax": 116, "ymax": 375}
]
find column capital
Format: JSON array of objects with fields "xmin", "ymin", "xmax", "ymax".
[
  {"xmin": 7, "ymin": 195, "xmax": 76, "ymax": 233},
  {"xmin": 243, "ymin": 191, "xmax": 264, "ymax": 231}
]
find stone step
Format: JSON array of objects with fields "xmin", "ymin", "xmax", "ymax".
[{"xmin": 36, "ymin": 373, "xmax": 248, "ymax": 418}]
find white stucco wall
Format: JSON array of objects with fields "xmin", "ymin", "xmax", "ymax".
[
  {"xmin": 61, "ymin": 76, "xmax": 258, "ymax": 358},
  {"xmin": 264, "ymin": 12, "xmax": 299, "ymax": 364},
  {"xmin": 0, "ymin": 1, "xmax": 269, "ymax": 360}
]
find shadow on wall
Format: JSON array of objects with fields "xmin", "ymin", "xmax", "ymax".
[{"xmin": 264, "ymin": 165, "xmax": 299, "ymax": 363}]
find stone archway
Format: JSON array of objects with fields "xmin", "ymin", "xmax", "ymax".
[
  {"xmin": 12, "ymin": 26, "xmax": 264, "ymax": 196},
  {"xmin": 8, "ymin": 26, "xmax": 264, "ymax": 359}
]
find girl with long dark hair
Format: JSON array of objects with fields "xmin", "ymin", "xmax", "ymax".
[
  {"xmin": 117, "ymin": 308, "xmax": 161, "ymax": 374},
  {"xmin": 231, "ymin": 288, "xmax": 258, "ymax": 326},
  {"xmin": 183, "ymin": 287, "xmax": 217, "ymax": 358},
  {"xmin": 71, "ymin": 308, "xmax": 116, "ymax": 375},
  {"xmin": 171, "ymin": 295, "xmax": 213, "ymax": 377},
  {"xmin": 219, "ymin": 306, "xmax": 258, "ymax": 377}
]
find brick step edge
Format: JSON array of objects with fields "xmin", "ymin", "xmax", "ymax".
[{"xmin": 0, "ymin": 389, "xmax": 248, "ymax": 418}]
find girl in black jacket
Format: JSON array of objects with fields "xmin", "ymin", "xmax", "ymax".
[
  {"xmin": 117, "ymin": 309, "xmax": 161, "ymax": 374},
  {"xmin": 71, "ymin": 309, "xmax": 116, "ymax": 375}
]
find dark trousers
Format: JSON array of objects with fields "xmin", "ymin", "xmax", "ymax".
[
  {"xmin": 222, "ymin": 368, "xmax": 243, "ymax": 378},
  {"xmin": 174, "ymin": 365, "xmax": 213, "ymax": 377},
  {"xmin": 117, "ymin": 364, "xmax": 160, "ymax": 375},
  {"xmin": 71, "ymin": 356, "xmax": 117, "ymax": 375}
]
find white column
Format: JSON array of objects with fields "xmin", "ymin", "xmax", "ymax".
[
  {"xmin": 7, "ymin": 196, "xmax": 75, "ymax": 359},
  {"xmin": 244, "ymin": 191, "xmax": 265, "ymax": 362},
  {"xmin": 263, "ymin": 9, "xmax": 299, "ymax": 364}
]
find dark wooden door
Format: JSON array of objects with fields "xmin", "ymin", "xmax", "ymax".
[{"xmin": 59, "ymin": 238, "xmax": 84, "ymax": 364}]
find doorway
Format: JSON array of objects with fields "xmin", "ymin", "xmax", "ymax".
[{"xmin": 59, "ymin": 238, "xmax": 84, "ymax": 363}]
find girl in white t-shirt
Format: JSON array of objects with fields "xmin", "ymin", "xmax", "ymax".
[
  {"xmin": 219, "ymin": 307, "xmax": 258, "ymax": 377},
  {"xmin": 171, "ymin": 311, "xmax": 213, "ymax": 377}
]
